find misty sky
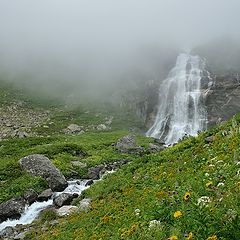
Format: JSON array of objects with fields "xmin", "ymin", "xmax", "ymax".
[{"xmin": 0, "ymin": 0, "xmax": 239, "ymax": 99}]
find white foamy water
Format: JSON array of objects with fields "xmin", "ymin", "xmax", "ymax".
[
  {"xmin": 146, "ymin": 53, "xmax": 210, "ymax": 145},
  {"xmin": 0, "ymin": 180, "xmax": 89, "ymax": 231}
]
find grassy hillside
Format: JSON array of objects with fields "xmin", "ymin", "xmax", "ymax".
[
  {"xmin": 24, "ymin": 115, "xmax": 240, "ymax": 240},
  {"xmin": 1, "ymin": 81, "xmax": 240, "ymax": 239}
]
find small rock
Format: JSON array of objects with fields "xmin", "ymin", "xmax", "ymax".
[
  {"xmin": 38, "ymin": 189, "xmax": 53, "ymax": 202},
  {"xmin": 23, "ymin": 189, "xmax": 38, "ymax": 205},
  {"xmin": 85, "ymin": 179, "xmax": 94, "ymax": 186},
  {"xmin": 49, "ymin": 220, "xmax": 60, "ymax": 226},
  {"xmin": 79, "ymin": 198, "xmax": 91, "ymax": 211},
  {"xmin": 96, "ymin": 124, "xmax": 108, "ymax": 131},
  {"xmin": 115, "ymin": 135, "xmax": 136, "ymax": 153},
  {"xmin": 88, "ymin": 166, "xmax": 104, "ymax": 180},
  {"xmin": 205, "ymin": 136, "xmax": 214, "ymax": 143},
  {"xmin": 63, "ymin": 124, "xmax": 83, "ymax": 134},
  {"xmin": 53, "ymin": 193, "xmax": 77, "ymax": 207},
  {"xmin": 57, "ymin": 206, "xmax": 79, "ymax": 216},
  {"xmin": 71, "ymin": 161, "xmax": 87, "ymax": 168},
  {"xmin": 148, "ymin": 143, "xmax": 165, "ymax": 153},
  {"xmin": 14, "ymin": 231, "xmax": 26, "ymax": 239}
]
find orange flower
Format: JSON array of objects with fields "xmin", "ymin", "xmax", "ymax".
[
  {"xmin": 183, "ymin": 192, "xmax": 191, "ymax": 201},
  {"xmin": 174, "ymin": 211, "xmax": 183, "ymax": 218}
]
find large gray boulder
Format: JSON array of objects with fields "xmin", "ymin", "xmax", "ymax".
[
  {"xmin": 0, "ymin": 197, "xmax": 26, "ymax": 222},
  {"xmin": 19, "ymin": 154, "xmax": 68, "ymax": 191}
]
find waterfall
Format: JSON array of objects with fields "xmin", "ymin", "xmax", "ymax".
[{"xmin": 146, "ymin": 53, "xmax": 210, "ymax": 145}]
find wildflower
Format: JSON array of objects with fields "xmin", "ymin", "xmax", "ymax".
[
  {"xmin": 135, "ymin": 209, "xmax": 140, "ymax": 216},
  {"xmin": 205, "ymin": 173, "xmax": 210, "ymax": 177},
  {"xmin": 174, "ymin": 211, "xmax": 183, "ymax": 218},
  {"xmin": 183, "ymin": 192, "xmax": 191, "ymax": 201},
  {"xmin": 101, "ymin": 215, "xmax": 110, "ymax": 223},
  {"xmin": 217, "ymin": 182, "xmax": 224, "ymax": 187},
  {"xmin": 186, "ymin": 232, "xmax": 193, "ymax": 240},
  {"xmin": 197, "ymin": 196, "xmax": 211, "ymax": 207},
  {"xmin": 206, "ymin": 181, "xmax": 213, "ymax": 187},
  {"xmin": 207, "ymin": 235, "xmax": 217, "ymax": 240},
  {"xmin": 148, "ymin": 220, "xmax": 161, "ymax": 229},
  {"xmin": 224, "ymin": 209, "xmax": 237, "ymax": 222},
  {"xmin": 168, "ymin": 236, "xmax": 178, "ymax": 240}
]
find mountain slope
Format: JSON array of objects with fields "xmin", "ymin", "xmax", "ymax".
[{"xmin": 26, "ymin": 115, "xmax": 240, "ymax": 240}]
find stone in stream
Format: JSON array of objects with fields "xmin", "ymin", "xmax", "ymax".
[
  {"xmin": 19, "ymin": 154, "xmax": 68, "ymax": 191},
  {"xmin": 85, "ymin": 179, "xmax": 94, "ymax": 186},
  {"xmin": 53, "ymin": 193, "xmax": 78, "ymax": 208},
  {"xmin": 0, "ymin": 197, "xmax": 26, "ymax": 222},
  {"xmin": 37, "ymin": 189, "xmax": 53, "ymax": 202}
]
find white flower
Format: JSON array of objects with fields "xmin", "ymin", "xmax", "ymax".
[
  {"xmin": 149, "ymin": 220, "xmax": 161, "ymax": 229},
  {"xmin": 217, "ymin": 182, "xmax": 225, "ymax": 187},
  {"xmin": 135, "ymin": 209, "xmax": 141, "ymax": 216},
  {"xmin": 205, "ymin": 173, "xmax": 210, "ymax": 177},
  {"xmin": 197, "ymin": 196, "xmax": 211, "ymax": 206}
]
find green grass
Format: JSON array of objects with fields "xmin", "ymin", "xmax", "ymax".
[
  {"xmin": 0, "ymin": 131, "xmax": 151, "ymax": 203},
  {"xmin": 25, "ymin": 115, "xmax": 240, "ymax": 240}
]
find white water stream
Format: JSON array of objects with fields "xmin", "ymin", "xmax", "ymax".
[
  {"xmin": 0, "ymin": 180, "xmax": 90, "ymax": 231},
  {"xmin": 146, "ymin": 53, "xmax": 210, "ymax": 145}
]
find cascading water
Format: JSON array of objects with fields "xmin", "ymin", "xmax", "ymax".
[
  {"xmin": 0, "ymin": 180, "xmax": 90, "ymax": 231},
  {"xmin": 146, "ymin": 53, "xmax": 211, "ymax": 145}
]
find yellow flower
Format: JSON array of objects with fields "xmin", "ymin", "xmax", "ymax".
[
  {"xmin": 207, "ymin": 235, "xmax": 217, "ymax": 240},
  {"xmin": 169, "ymin": 236, "xmax": 178, "ymax": 240},
  {"xmin": 101, "ymin": 215, "xmax": 111, "ymax": 223},
  {"xmin": 186, "ymin": 232, "xmax": 193, "ymax": 240},
  {"xmin": 183, "ymin": 192, "xmax": 191, "ymax": 201},
  {"xmin": 206, "ymin": 181, "xmax": 213, "ymax": 188},
  {"xmin": 174, "ymin": 211, "xmax": 183, "ymax": 218}
]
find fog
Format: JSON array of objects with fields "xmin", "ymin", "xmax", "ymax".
[{"xmin": 0, "ymin": 0, "xmax": 239, "ymax": 102}]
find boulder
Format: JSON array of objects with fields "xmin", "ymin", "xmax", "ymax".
[
  {"xmin": 53, "ymin": 193, "xmax": 77, "ymax": 207},
  {"xmin": 38, "ymin": 189, "xmax": 53, "ymax": 202},
  {"xmin": 148, "ymin": 143, "xmax": 165, "ymax": 153},
  {"xmin": 85, "ymin": 179, "xmax": 94, "ymax": 186},
  {"xmin": 0, "ymin": 197, "xmax": 26, "ymax": 222},
  {"xmin": 56, "ymin": 206, "xmax": 79, "ymax": 216},
  {"xmin": 23, "ymin": 189, "xmax": 38, "ymax": 205},
  {"xmin": 205, "ymin": 136, "xmax": 214, "ymax": 143},
  {"xmin": 63, "ymin": 124, "xmax": 83, "ymax": 134},
  {"xmin": 79, "ymin": 198, "xmax": 91, "ymax": 211},
  {"xmin": 115, "ymin": 135, "xmax": 144, "ymax": 155},
  {"xmin": 0, "ymin": 226, "xmax": 15, "ymax": 239},
  {"xmin": 115, "ymin": 135, "xmax": 136, "ymax": 153},
  {"xmin": 88, "ymin": 165, "xmax": 104, "ymax": 180},
  {"xmin": 96, "ymin": 124, "xmax": 108, "ymax": 131},
  {"xmin": 19, "ymin": 154, "xmax": 68, "ymax": 191}
]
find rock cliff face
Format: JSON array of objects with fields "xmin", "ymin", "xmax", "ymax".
[{"xmin": 206, "ymin": 73, "xmax": 240, "ymax": 126}]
